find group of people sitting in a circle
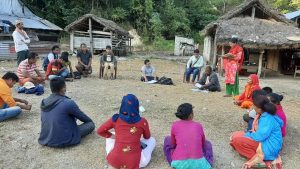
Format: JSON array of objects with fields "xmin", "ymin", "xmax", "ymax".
[{"xmin": 0, "ymin": 38, "xmax": 287, "ymax": 169}]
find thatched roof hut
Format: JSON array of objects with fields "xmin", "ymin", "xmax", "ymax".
[
  {"xmin": 64, "ymin": 14, "xmax": 132, "ymax": 55},
  {"xmin": 202, "ymin": 0, "xmax": 300, "ymax": 77},
  {"xmin": 202, "ymin": 0, "xmax": 300, "ymax": 50}
]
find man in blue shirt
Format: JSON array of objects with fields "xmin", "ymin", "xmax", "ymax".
[
  {"xmin": 76, "ymin": 43, "xmax": 92, "ymax": 77},
  {"xmin": 38, "ymin": 77, "xmax": 95, "ymax": 147}
]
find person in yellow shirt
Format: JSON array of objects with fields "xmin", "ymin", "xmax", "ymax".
[{"xmin": 0, "ymin": 72, "xmax": 31, "ymax": 122}]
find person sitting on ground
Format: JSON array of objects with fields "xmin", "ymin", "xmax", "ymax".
[
  {"xmin": 61, "ymin": 51, "xmax": 74, "ymax": 78},
  {"xmin": 163, "ymin": 103, "xmax": 213, "ymax": 169},
  {"xmin": 38, "ymin": 77, "xmax": 95, "ymax": 147},
  {"xmin": 230, "ymin": 95, "xmax": 283, "ymax": 169},
  {"xmin": 243, "ymin": 89, "xmax": 268, "ymax": 131},
  {"xmin": 262, "ymin": 87, "xmax": 273, "ymax": 94},
  {"xmin": 267, "ymin": 93, "xmax": 287, "ymax": 138},
  {"xmin": 196, "ymin": 66, "xmax": 221, "ymax": 92},
  {"xmin": 234, "ymin": 74, "xmax": 260, "ymax": 109},
  {"xmin": 185, "ymin": 49, "xmax": 204, "ymax": 83},
  {"xmin": 17, "ymin": 52, "xmax": 45, "ymax": 86},
  {"xmin": 141, "ymin": 59, "xmax": 158, "ymax": 82},
  {"xmin": 76, "ymin": 43, "xmax": 92, "ymax": 77},
  {"xmin": 97, "ymin": 94, "xmax": 156, "ymax": 169},
  {"xmin": 43, "ymin": 45, "xmax": 60, "ymax": 71},
  {"xmin": 0, "ymin": 72, "xmax": 31, "ymax": 122},
  {"xmin": 45, "ymin": 52, "xmax": 73, "ymax": 81},
  {"xmin": 101, "ymin": 45, "xmax": 117, "ymax": 79}
]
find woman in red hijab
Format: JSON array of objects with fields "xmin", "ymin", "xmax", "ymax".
[{"xmin": 234, "ymin": 74, "xmax": 261, "ymax": 109}]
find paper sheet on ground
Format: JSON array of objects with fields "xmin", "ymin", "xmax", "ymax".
[
  {"xmin": 144, "ymin": 80, "xmax": 157, "ymax": 84},
  {"xmin": 191, "ymin": 88, "xmax": 209, "ymax": 93},
  {"xmin": 195, "ymin": 83, "xmax": 202, "ymax": 88}
]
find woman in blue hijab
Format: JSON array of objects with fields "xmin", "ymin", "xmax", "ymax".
[{"xmin": 98, "ymin": 94, "xmax": 156, "ymax": 169}]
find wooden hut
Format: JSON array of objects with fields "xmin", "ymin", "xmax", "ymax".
[
  {"xmin": 64, "ymin": 14, "xmax": 132, "ymax": 56},
  {"xmin": 202, "ymin": 0, "xmax": 300, "ymax": 77}
]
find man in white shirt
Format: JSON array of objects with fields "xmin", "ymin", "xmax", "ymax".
[
  {"xmin": 185, "ymin": 49, "xmax": 204, "ymax": 83},
  {"xmin": 12, "ymin": 20, "xmax": 30, "ymax": 65}
]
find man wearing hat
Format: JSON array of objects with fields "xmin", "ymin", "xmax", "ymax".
[
  {"xmin": 0, "ymin": 72, "xmax": 32, "ymax": 122},
  {"xmin": 185, "ymin": 49, "xmax": 204, "ymax": 83},
  {"xmin": 12, "ymin": 20, "xmax": 30, "ymax": 65}
]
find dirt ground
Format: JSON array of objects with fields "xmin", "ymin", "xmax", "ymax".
[{"xmin": 0, "ymin": 56, "xmax": 300, "ymax": 169}]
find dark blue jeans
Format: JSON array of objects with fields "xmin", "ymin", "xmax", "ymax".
[
  {"xmin": 78, "ymin": 121, "xmax": 95, "ymax": 138},
  {"xmin": 186, "ymin": 67, "xmax": 200, "ymax": 82}
]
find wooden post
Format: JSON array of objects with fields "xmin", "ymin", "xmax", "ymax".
[
  {"xmin": 212, "ymin": 28, "xmax": 219, "ymax": 69},
  {"xmin": 220, "ymin": 45, "xmax": 225, "ymax": 76},
  {"xmin": 89, "ymin": 17, "xmax": 93, "ymax": 53},
  {"xmin": 129, "ymin": 38, "xmax": 132, "ymax": 53},
  {"xmin": 257, "ymin": 50, "xmax": 264, "ymax": 78},
  {"xmin": 251, "ymin": 6, "xmax": 256, "ymax": 19},
  {"xmin": 70, "ymin": 31, "xmax": 74, "ymax": 52}
]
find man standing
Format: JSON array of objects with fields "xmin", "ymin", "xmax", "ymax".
[
  {"xmin": 12, "ymin": 20, "xmax": 30, "ymax": 65},
  {"xmin": 222, "ymin": 37, "xmax": 244, "ymax": 97},
  {"xmin": 17, "ymin": 52, "xmax": 45, "ymax": 86},
  {"xmin": 76, "ymin": 43, "xmax": 92, "ymax": 77},
  {"xmin": 43, "ymin": 45, "xmax": 60, "ymax": 71},
  {"xmin": 0, "ymin": 72, "xmax": 31, "ymax": 122},
  {"xmin": 185, "ymin": 49, "xmax": 204, "ymax": 83},
  {"xmin": 196, "ymin": 66, "xmax": 221, "ymax": 92},
  {"xmin": 38, "ymin": 77, "xmax": 95, "ymax": 147}
]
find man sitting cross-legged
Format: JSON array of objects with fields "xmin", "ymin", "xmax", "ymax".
[
  {"xmin": 38, "ymin": 77, "xmax": 95, "ymax": 147},
  {"xmin": 0, "ymin": 72, "xmax": 32, "ymax": 122},
  {"xmin": 17, "ymin": 52, "xmax": 45, "ymax": 86},
  {"xmin": 196, "ymin": 66, "xmax": 221, "ymax": 92}
]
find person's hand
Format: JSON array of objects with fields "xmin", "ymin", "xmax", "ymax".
[
  {"xmin": 22, "ymin": 99, "xmax": 28, "ymax": 105},
  {"xmin": 85, "ymin": 65, "xmax": 89, "ymax": 69},
  {"xmin": 21, "ymin": 104, "xmax": 32, "ymax": 111}
]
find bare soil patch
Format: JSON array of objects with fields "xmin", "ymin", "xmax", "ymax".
[{"xmin": 0, "ymin": 57, "xmax": 299, "ymax": 169}]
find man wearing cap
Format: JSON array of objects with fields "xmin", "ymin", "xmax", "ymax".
[
  {"xmin": 185, "ymin": 49, "xmax": 204, "ymax": 83},
  {"xmin": 12, "ymin": 20, "xmax": 30, "ymax": 65},
  {"xmin": 17, "ymin": 52, "xmax": 45, "ymax": 86},
  {"xmin": 222, "ymin": 37, "xmax": 244, "ymax": 97},
  {"xmin": 0, "ymin": 72, "xmax": 32, "ymax": 122}
]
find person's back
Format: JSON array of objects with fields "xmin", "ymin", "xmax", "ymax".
[
  {"xmin": 39, "ymin": 94, "xmax": 79, "ymax": 146},
  {"xmin": 39, "ymin": 77, "xmax": 94, "ymax": 147},
  {"xmin": 163, "ymin": 103, "xmax": 212, "ymax": 169},
  {"xmin": 171, "ymin": 120, "xmax": 205, "ymax": 160}
]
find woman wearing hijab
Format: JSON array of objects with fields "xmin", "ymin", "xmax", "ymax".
[
  {"xmin": 230, "ymin": 95, "xmax": 283, "ymax": 169},
  {"xmin": 97, "ymin": 94, "xmax": 156, "ymax": 169},
  {"xmin": 234, "ymin": 74, "xmax": 260, "ymax": 109}
]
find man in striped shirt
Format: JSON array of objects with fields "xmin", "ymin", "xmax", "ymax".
[{"xmin": 17, "ymin": 52, "xmax": 45, "ymax": 86}]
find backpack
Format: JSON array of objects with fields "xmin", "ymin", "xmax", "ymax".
[{"xmin": 157, "ymin": 76, "xmax": 174, "ymax": 85}]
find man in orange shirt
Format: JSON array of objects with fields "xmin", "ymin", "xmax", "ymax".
[{"xmin": 0, "ymin": 72, "xmax": 31, "ymax": 122}]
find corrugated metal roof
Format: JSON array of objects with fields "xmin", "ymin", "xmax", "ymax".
[
  {"xmin": 0, "ymin": 0, "xmax": 62, "ymax": 31},
  {"xmin": 284, "ymin": 10, "xmax": 300, "ymax": 20}
]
